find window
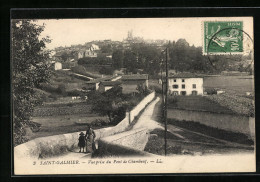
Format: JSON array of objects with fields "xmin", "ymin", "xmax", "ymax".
[
  {"xmin": 181, "ymin": 91, "xmax": 186, "ymax": 95},
  {"xmin": 174, "ymin": 79, "xmax": 176, "ymax": 82},
  {"xmin": 182, "ymin": 84, "xmax": 185, "ymax": 89},
  {"xmin": 182, "ymin": 79, "xmax": 185, "ymax": 82},
  {"xmin": 192, "ymin": 84, "xmax": 196, "ymax": 89},
  {"xmin": 173, "ymin": 84, "xmax": 178, "ymax": 89}
]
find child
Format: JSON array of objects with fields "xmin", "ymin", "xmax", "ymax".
[{"xmin": 78, "ymin": 132, "xmax": 86, "ymax": 153}]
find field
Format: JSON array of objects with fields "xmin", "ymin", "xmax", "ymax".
[
  {"xmin": 204, "ymin": 75, "xmax": 254, "ymax": 116},
  {"xmin": 204, "ymin": 75, "xmax": 254, "ymax": 95},
  {"xmin": 168, "ymin": 96, "xmax": 235, "ymax": 114},
  {"xmin": 28, "ymin": 114, "xmax": 107, "ymax": 140},
  {"xmin": 33, "ymin": 102, "xmax": 92, "ymax": 116},
  {"xmin": 27, "ymin": 101, "xmax": 108, "ymax": 140}
]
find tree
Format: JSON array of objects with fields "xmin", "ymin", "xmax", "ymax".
[
  {"xmin": 12, "ymin": 20, "xmax": 51, "ymax": 146},
  {"xmin": 87, "ymin": 86, "xmax": 126, "ymax": 123},
  {"xmin": 123, "ymin": 50, "xmax": 138, "ymax": 73},
  {"xmin": 61, "ymin": 52, "xmax": 69, "ymax": 62},
  {"xmin": 112, "ymin": 49, "xmax": 124, "ymax": 69}
]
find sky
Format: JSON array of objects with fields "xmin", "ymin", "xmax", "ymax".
[{"xmin": 36, "ymin": 17, "xmax": 253, "ymax": 50}]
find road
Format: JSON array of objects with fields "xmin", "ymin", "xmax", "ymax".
[{"xmin": 132, "ymin": 97, "xmax": 164, "ymax": 131}]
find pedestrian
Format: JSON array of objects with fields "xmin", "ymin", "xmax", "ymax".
[
  {"xmin": 85, "ymin": 124, "xmax": 96, "ymax": 153},
  {"xmin": 78, "ymin": 132, "xmax": 86, "ymax": 153}
]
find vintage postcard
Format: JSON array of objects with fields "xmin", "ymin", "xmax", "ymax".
[{"xmin": 12, "ymin": 17, "xmax": 255, "ymax": 175}]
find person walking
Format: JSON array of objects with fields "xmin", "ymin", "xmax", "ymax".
[
  {"xmin": 78, "ymin": 132, "xmax": 86, "ymax": 153},
  {"xmin": 85, "ymin": 124, "xmax": 96, "ymax": 153}
]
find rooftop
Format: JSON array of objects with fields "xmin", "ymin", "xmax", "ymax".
[
  {"xmin": 168, "ymin": 73, "xmax": 203, "ymax": 78},
  {"xmin": 121, "ymin": 74, "xmax": 148, "ymax": 80},
  {"xmin": 86, "ymin": 75, "xmax": 118, "ymax": 84}
]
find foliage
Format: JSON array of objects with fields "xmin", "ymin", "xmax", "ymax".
[
  {"xmin": 122, "ymin": 43, "xmax": 161, "ymax": 75},
  {"xmin": 205, "ymin": 88, "xmax": 217, "ymax": 95},
  {"xmin": 71, "ymin": 65, "xmax": 87, "ymax": 75},
  {"xmin": 56, "ymin": 84, "xmax": 67, "ymax": 96},
  {"xmin": 110, "ymin": 39, "xmax": 252, "ymax": 75},
  {"xmin": 78, "ymin": 57, "xmax": 112, "ymax": 65},
  {"xmin": 91, "ymin": 119, "xmax": 109, "ymax": 127},
  {"xmin": 87, "ymin": 86, "xmax": 126, "ymax": 123},
  {"xmin": 99, "ymin": 66, "xmax": 114, "ymax": 75},
  {"xmin": 136, "ymin": 84, "xmax": 150, "ymax": 95},
  {"xmin": 112, "ymin": 49, "xmax": 124, "ymax": 69},
  {"xmin": 100, "ymin": 44, "xmax": 113, "ymax": 54},
  {"xmin": 12, "ymin": 20, "xmax": 51, "ymax": 146}
]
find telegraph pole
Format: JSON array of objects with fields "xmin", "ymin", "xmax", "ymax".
[{"xmin": 164, "ymin": 47, "xmax": 169, "ymax": 156}]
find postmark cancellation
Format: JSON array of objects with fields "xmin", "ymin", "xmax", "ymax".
[{"xmin": 203, "ymin": 21, "xmax": 244, "ymax": 55}]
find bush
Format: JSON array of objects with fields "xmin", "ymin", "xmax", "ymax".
[
  {"xmin": 57, "ymin": 84, "xmax": 67, "ymax": 96},
  {"xmin": 99, "ymin": 66, "xmax": 114, "ymax": 75},
  {"xmin": 205, "ymin": 88, "xmax": 217, "ymax": 95},
  {"xmin": 149, "ymin": 84, "xmax": 162, "ymax": 94},
  {"xmin": 91, "ymin": 119, "xmax": 109, "ymax": 127}
]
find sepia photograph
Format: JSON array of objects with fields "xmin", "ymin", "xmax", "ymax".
[{"xmin": 12, "ymin": 17, "xmax": 255, "ymax": 174}]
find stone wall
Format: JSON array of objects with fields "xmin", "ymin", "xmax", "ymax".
[
  {"xmin": 129, "ymin": 92, "xmax": 155, "ymax": 122},
  {"xmin": 168, "ymin": 108, "xmax": 255, "ymax": 138},
  {"xmin": 95, "ymin": 128, "xmax": 153, "ymax": 157},
  {"xmin": 14, "ymin": 92, "xmax": 156, "ymax": 159}
]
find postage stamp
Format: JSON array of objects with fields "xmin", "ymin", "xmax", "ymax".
[{"xmin": 203, "ymin": 21, "xmax": 244, "ymax": 55}]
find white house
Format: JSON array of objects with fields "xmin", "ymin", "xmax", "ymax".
[
  {"xmin": 54, "ymin": 62, "xmax": 62, "ymax": 70},
  {"xmin": 98, "ymin": 81, "xmax": 121, "ymax": 92},
  {"xmin": 90, "ymin": 44, "xmax": 100, "ymax": 51},
  {"xmin": 168, "ymin": 73, "xmax": 203, "ymax": 96}
]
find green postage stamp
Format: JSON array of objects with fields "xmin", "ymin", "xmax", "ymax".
[{"xmin": 203, "ymin": 21, "xmax": 243, "ymax": 55}]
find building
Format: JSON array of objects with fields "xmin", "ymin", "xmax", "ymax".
[
  {"xmin": 85, "ymin": 75, "xmax": 121, "ymax": 91},
  {"xmin": 78, "ymin": 51, "xmax": 85, "ymax": 59},
  {"xmin": 54, "ymin": 62, "xmax": 62, "ymax": 70},
  {"xmin": 98, "ymin": 81, "xmax": 122, "ymax": 92},
  {"xmin": 168, "ymin": 73, "xmax": 203, "ymax": 96},
  {"xmin": 90, "ymin": 44, "xmax": 100, "ymax": 51},
  {"xmin": 78, "ymin": 49, "xmax": 97, "ymax": 59},
  {"xmin": 121, "ymin": 74, "xmax": 149, "ymax": 94}
]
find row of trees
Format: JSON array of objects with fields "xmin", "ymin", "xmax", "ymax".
[
  {"xmin": 112, "ymin": 43, "xmax": 162, "ymax": 75},
  {"xmin": 112, "ymin": 39, "xmax": 252, "ymax": 75}
]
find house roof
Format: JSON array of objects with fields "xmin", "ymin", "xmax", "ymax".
[
  {"xmin": 99, "ymin": 81, "xmax": 122, "ymax": 86},
  {"xmin": 86, "ymin": 75, "xmax": 118, "ymax": 84},
  {"xmin": 121, "ymin": 74, "xmax": 148, "ymax": 80},
  {"xmin": 168, "ymin": 73, "xmax": 203, "ymax": 78}
]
